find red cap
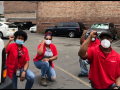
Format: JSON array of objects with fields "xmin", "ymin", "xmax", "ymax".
[{"xmin": 45, "ymin": 32, "xmax": 51, "ymax": 36}]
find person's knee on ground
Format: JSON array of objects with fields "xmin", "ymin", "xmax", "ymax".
[{"xmin": 50, "ymin": 75, "xmax": 56, "ymax": 81}]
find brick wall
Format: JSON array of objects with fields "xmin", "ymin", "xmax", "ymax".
[
  {"xmin": 4, "ymin": 1, "xmax": 37, "ymax": 13},
  {"xmin": 4, "ymin": 1, "xmax": 37, "ymax": 24},
  {"xmin": 37, "ymin": 1, "xmax": 120, "ymax": 36}
]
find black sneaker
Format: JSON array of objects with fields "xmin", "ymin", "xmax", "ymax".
[{"xmin": 78, "ymin": 73, "xmax": 88, "ymax": 77}]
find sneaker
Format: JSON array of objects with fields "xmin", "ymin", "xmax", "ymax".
[
  {"xmin": 78, "ymin": 73, "xmax": 88, "ymax": 77},
  {"xmin": 40, "ymin": 77, "xmax": 47, "ymax": 86}
]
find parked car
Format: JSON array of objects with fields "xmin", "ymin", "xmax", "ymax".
[
  {"xmin": 22, "ymin": 22, "xmax": 36, "ymax": 30},
  {"xmin": 0, "ymin": 38, "xmax": 13, "ymax": 89},
  {"xmin": 85, "ymin": 22, "xmax": 117, "ymax": 40},
  {"xmin": 45, "ymin": 22, "xmax": 86, "ymax": 38},
  {"xmin": 29, "ymin": 25, "xmax": 36, "ymax": 33},
  {"xmin": 0, "ymin": 22, "xmax": 18, "ymax": 38},
  {"xmin": 11, "ymin": 22, "xmax": 24, "ymax": 30},
  {"xmin": 11, "ymin": 22, "xmax": 36, "ymax": 30}
]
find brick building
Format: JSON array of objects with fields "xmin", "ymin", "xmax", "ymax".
[
  {"xmin": 37, "ymin": 1, "xmax": 120, "ymax": 36},
  {"xmin": 4, "ymin": 1, "xmax": 37, "ymax": 24},
  {"xmin": 3, "ymin": 1, "xmax": 120, "ymax": 36}
]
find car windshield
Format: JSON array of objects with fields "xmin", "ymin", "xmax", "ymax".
[
  {"xmin": 91, "ymin": 23, "xmax": 109, "ymax": 29},
  {"xmin": 33, "ymin": 25, "xmax": 36, "ymax": 27},
  {"xmin": 4, "ymin": 23, "xmax": 17, "ymax": 26}
]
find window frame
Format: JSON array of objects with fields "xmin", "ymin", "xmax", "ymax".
[
  {"xmin": 63, "ymin": 22, "xmax": 70, "ymax": 27},
  {"xmin": 56, "ymin": 22, "xmax": 63, "ymax": 27}
]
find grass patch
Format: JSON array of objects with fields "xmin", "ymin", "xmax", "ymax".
[{"xmin": 118, "ymin": 36, "xmax": 120, "ymax": 38}]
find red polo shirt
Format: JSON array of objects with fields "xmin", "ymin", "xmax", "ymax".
[
  {"xmin": 33, "ymin": 43, "xmax": 58, "ymax": 69},
  {"xmin": 6, "ymin": 43, "xmax": 30, "ymax": 79},
  {"xmin": 87, "ymin": 45, "xmax": 120, "ymax": 89}
]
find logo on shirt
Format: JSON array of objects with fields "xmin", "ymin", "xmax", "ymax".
[{"xmin": 111, "ymin": 61, "xmax": 116, "ymax": 62}]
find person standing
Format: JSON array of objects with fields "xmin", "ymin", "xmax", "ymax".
[
  {"xmin": 33, "ymin": 32, "xmax": 58, "ymax": 86},
  {"xmin": 4, "ymin": 30, "xmax": 35, "ymax": 89},
  {"xmin": 78, "ymin": 30, "xmax": 120, "ymax": 89},
  {"xmin": 78, "ymin": 30, "xmax": 100, "ymax": 77}
]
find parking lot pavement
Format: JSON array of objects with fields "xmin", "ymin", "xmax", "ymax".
[{"xmin": 2, "ymin": 30, "xmax": 120, "ymax": 89}]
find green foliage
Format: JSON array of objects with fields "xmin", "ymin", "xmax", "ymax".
[{"xmin": 42, "ymin": 31, "xmax": 45, "ymax": 34}]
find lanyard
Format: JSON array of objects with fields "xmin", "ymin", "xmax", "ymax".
[{"xmin": 17, "ymin": 49, "xmax": 21, "ymax": 69}]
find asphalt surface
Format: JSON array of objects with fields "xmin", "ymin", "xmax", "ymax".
[{"xmin": 2, "ymin": 30, "xmax": 120, "ymax": 89}]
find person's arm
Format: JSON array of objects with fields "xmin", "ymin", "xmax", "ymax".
[
  {"xmin": 4, "ymin": 35, "xmax": 15, "ymax": 51},
  {"xmin": 78, "ymin": 30, "xmax": 98, "ymax": 59},
  {"xmin": 114, "ymin": 77, "xmax": 120, "ymax": 89},
  {"xmin": 80, "ymin": 30, "xmax": 87, "ymax": 45},
  {"xmin": 37, "ymin": 40, "xmax": 45, "ymax": 55},
  {"xmin": 20, "ymin": 61, "xmax": 29, "ymax": 81},
  {"xmin": 42, "ymin": 55, "xmax": 58, "ymax": 62},
  {"xmin": 49, "ymin": 55, "xmax": 58, "ymax": 61},
  {"xmin": 114, "ymin": 60, "xmax": 120, "ymax": 89},
  {"xmin": 20, "ymin": 48, "xmax": 30, "ymax": 81},
  {"xmin": 23, "ymin": 61, "xmax": 29, "ymax": 72}
]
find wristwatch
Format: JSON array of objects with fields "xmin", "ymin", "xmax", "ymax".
[
  {"xmin": 23, "ymin": 70, "xmax": 27, "ymax": 72},
  {"xmin": 115, "ymin": 86, "xmax": 120, "ymax": 89}
]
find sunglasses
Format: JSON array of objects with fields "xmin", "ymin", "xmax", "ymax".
[
  {"xmin": 45, "ymin": 38, "xmax": 52, "ymax": 40},
  {"xmin": 18, "ymin": 50, "xmax": 21, "ymax": 58}
]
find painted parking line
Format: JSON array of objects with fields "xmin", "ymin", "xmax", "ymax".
[
  {"xmin": 112, "ymin": 39, "xmax": 120, "ymax": 45},
  {"xmin": 54, "ymin": 65, "xmax": 91, "ymax": 88}
]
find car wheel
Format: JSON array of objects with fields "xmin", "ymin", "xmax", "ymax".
[
  {"xmin": 0, "ymin": 32, "xmax": 3, "ymax": 39},
  {"xmin": 69, "ymin": 31, "xmax": 75, "ymax": 38},
  {"xmin": 114, "ymin": 33, "xmax": 117, "ymax": 40}
]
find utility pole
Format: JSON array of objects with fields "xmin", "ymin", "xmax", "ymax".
[
  {"xmin": 36, "ymin": 1, "xmax": 39, "ymax": 33},
  {"xmin": 36, "ymin": 1, "xmax": 43, "ymax": 33},
  {"xmin": 40, "ymin": 1, "xmax": 42, "ymax": 23}
]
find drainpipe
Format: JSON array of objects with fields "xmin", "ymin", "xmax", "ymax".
[
  {"xmin": 40, "ymin": 1, "xmax": 42, "ymax": 23},
  {"xmin": 35, "ymin": 10, "xmax": 37, "ymax": 19},
  {"xmin": 36, "ymin": 1, "xmax": 42, "ymax": 33},
  {"xmin": 36, "ymin": 1, "xmax": 39, "ymax": 33}
]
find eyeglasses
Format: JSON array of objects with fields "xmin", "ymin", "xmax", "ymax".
[
  {"xmin": 18, "ymin": 50, "xmax": 21, "ymax": 58},
  {"xmin": 45, "ymin": 38, "xmax": 52, "ymax": 40}
]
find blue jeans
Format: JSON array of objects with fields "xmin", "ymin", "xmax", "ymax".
[
  {"xmin": 12, "ymin": 68, "xmax": 35, "ymax": 89},
  {"xmin": 79, "ymin": 57, "xmax": 89, "ymax": 75},
  {"xmin": 34, "ymin": 59, "xmax": 56, "ymax": 81}
]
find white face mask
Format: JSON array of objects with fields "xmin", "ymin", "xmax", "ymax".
[
  {"xmin": 91, "ymin": 38, "xmax": 96, "ymax": 42},
  {"xmin": 45, "ymin": 40, "xmax": 51, "ymax": 45},
  {"xmin": 101, "ymin": 39, "xmax": 111, "ymax": 48}
]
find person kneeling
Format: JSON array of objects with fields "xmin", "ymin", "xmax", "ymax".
[
  {"xmin": 33, "ymin": 32, "xmax": 58, "ymax": 86},
  {"xmin": 5, "ymin": 30, "xmax": 35, "ymax": 89}
]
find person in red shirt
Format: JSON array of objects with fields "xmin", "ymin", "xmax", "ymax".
[
  {"xmin": 4, "ymin": 30, "xmax": 35, "ymax": 89},
  {"xmin": 78, "ymin": 30, "xmax": 100, "ymax": 77},
  {"xmin": 78, "ymin": 30, "xmax": 120, "ymax": 89},
  {"xmin": 33, "ymin": 32, "xmax": 58, "ymax": 86}
]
